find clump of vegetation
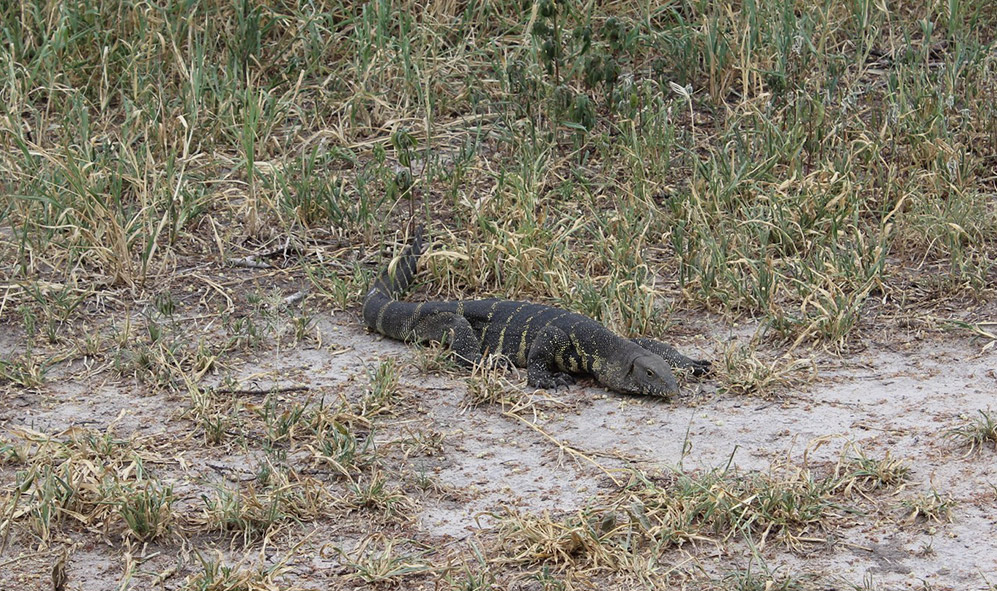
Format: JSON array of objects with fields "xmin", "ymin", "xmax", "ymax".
[
  {"xmin": 487, "ymin": 449, "xmax": 915, "ymax": 582},
  {"xmin": 837, "ymin": 447, "xmax": 911, "ymax": 494},
  {"xmin": 715, "ymin": 342, "xmax": 815, "ymax": 397},
  {"xmin": 200, "ymin": 462, "xmax": 331, "ymax": 546},
  {"xmin": 1, "ymin": 426, "xmax": 176, "ymax": 543},
  {"xmin": 360, "ymin": 358, "xmax": 402, "ymax": 415},
  {"xmin": 901, "ymin": 489, "xmax": 956, "ymax": 523},
  {"xmin": 178, "ymin": 550, "xmax": 291, "ymax": 591},
  {"xmin": 333, "ymin": 534, "xmax": 432, "ymax": 584},
  {"xmin": 115, "ymin": 480, "xmax": 178, "ymax": 542},
  {"xmin": 464, "ymin": 355, "xmax": 524, "ymax": 408},
  {"xmin": 343, "ymin": 470, "xmax": 414, "ymax": 518},
  {"xmin": 947, "ymin": 409, "xmax": 997, "ymax": 453},
  {"xmin": 0, "ymin": 355, "xmax": 46, "ymax": 389}
]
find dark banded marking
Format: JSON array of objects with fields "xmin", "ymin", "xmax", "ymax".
[
  {"xmin": 479, "ymin": 300, "xmax": 516, "ymax": 354},
  {"xmin": 514, "ymin": 307, "xmax": 548, "ymax": 365},
  {"xmin": 402, "ymin": 301, "xmax": 427, "ymax": 334},
  {"xmin": 375, "ymin": 300, "xmax": 393, "ymax": 334},
  {"xmin": 493, "ymin": 302, "xmax": 533, "ymax": 357},
  {"xmin": 559, "ymin": 317, "xmax": 590, "ymax": 372},
  {"xmin": 571, "ymin": 331, "xmax": 589, "ymax": 372}
]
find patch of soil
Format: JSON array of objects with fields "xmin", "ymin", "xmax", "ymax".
[{"xmin": 2, "ymin": 310, "xmax": 996, "ymax": 590}]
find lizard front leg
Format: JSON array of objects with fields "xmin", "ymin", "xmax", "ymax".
[{"xmin": 526, "ymin": 325, "xmax": 577, "ymax": 390}]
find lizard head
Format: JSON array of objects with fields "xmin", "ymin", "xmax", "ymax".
[{"xmin": 619, "ymin": 353, "xmax": 680, "ymax": 398}]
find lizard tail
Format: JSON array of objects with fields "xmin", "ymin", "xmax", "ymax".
[{"xmin": 362, "ymin": 227, "xmax": 424, "ymax": 328}]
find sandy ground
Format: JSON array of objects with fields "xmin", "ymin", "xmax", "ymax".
[{"xmin": 1, "ymin": 306, "xmax": 996, "ymax": 590}]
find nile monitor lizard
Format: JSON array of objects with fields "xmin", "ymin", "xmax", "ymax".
[{"xmin": 362, "ymin": 228, "xmax": 710, "ymax": 397}]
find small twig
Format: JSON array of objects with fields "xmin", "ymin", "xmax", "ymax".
[
  {"xmin": 151, "ymin": 565, "xmax": 178, "ymax": 586},
  {"xmin": 284, "ymin": 289, "xmax": 308, "ymax": 306},
  {"xmin": 213, "ymin": 385, "xmax": 311, "ymax": 396},
  {"xmin": 502, "ymin": 410, "xmax": 623, "ymax": 487},
  {"xmin": 0, "ymin": 486, "xmax": 20, "ymax": 555},
  {"xmin": 0, "ymin": 550, "xmax": 50, "ymax": 570},
  {"xmin": 228, "ymin": 256, "xmax": 271, "ymax": 269},
  {"xmin": 191, "ymin": 274, "xmax": 235, "ymax": 313}
]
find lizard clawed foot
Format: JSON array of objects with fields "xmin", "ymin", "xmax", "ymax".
[
  {"xmin": 530, "ymin": 372, "xmax": 576, "ymax": 391},
  {"xmin": 689, "ymin": 359, "xmax": 712, "ymax": 376}
]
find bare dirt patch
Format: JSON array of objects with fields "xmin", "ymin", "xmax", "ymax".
[{"xmin": 3, "ymin": 304, "xmax": 995, "ymax": 590}]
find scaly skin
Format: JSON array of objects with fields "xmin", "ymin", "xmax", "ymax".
[{"xmin": 362, "ymin": 228, "xmax": 710, "ymax": 397}]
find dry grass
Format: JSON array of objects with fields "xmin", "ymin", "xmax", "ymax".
[
  {"xmin": 484, "ymin": 446, "xmax": 916, "ymax": 586},
  {"xmin": 947, "ymin": 409, "xmax": 997, "ymax": 453},
  {"xmin": 714, "ymin": 342, "xmax": 816, "ymax": 397},
  {"xmin": 2, "ymin": 0, "xmax": 996, "ymax": 588}
]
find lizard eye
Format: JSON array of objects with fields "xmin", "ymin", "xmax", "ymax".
[{"xmin": 645, "ymin": 369, "xmax": 654, "ymax": 378}]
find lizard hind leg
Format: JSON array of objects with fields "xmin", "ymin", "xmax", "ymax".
[
  {"xmin": 410, "ymin": 312, "xmax": 483, "ymax": 367},
  {"xmin": 631, "ymin": 338, "xmax": 712, "ymax": 376}
]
